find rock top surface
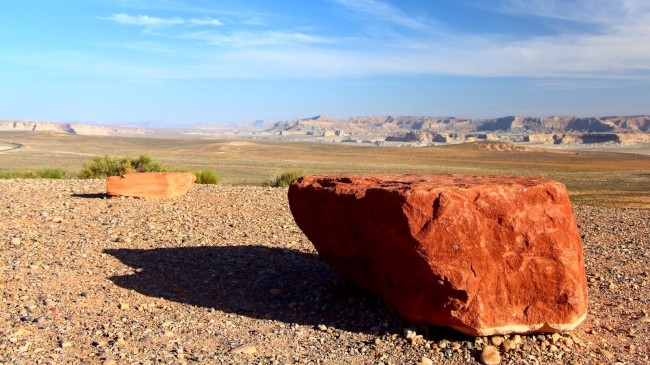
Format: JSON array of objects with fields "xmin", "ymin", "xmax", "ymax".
[
  {"xmin": 289, "ymin": 174, "xmax": 589, "ymax": 336},
  {"xmin": 106, "ymin": 172, "xmax": 196, "ymax": 199}
]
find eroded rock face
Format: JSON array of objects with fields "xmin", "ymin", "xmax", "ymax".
[
  {"xmin": 106, "ymin": 172, "xmax": 196, "ymax": 199},
  {"xmin": 288, "ymin": 174, "xmax": 588, "ymax": 336}
]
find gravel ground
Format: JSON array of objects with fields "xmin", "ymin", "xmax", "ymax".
[{"xmin": 0, "ymin": 179, "xmax": 648, "ymax": 365}]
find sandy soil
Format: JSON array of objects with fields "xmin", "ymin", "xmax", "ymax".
[{"xmin": 0, "ymin": 179, "xmax": 648, "ymax": 365}]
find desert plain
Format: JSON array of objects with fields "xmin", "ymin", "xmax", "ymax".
[{"xmin": 1, "ymin": 131, "xmax": 650, "ymax": 364}]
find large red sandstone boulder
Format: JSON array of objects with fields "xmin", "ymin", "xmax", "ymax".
[
  {"xmin": 288, "ymin": 174, "xmax": 588, "ymax": 336},
  {"xmin": 106, "ymin": 172, "xmax": 196, "ymax": 199}
]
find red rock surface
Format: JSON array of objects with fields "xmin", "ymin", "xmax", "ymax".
[
  {"xmin": 106, "ymin": 172, "xmax": 196, "ymax": 199},
  {"xmin": 288, "ymin": 174, "xmax": 588, "ymax": 336}
]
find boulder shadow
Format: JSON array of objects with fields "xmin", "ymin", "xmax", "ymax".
[
  {"xmin": 72, "ymin": 193, "xmax": 110, "ymax": 199},
  {"xmin": 104, "ymin": 245, "xmax": 394, "ymax": 334},
  {"xmin": 104, "ymin": 245, "xmax": 471, "ymax": 340}
]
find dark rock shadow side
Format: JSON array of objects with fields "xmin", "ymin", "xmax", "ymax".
[
  {"xmin": 105, "ymin": 245, "xmax": 392, "ymax": 333},
  {"xmin": 72, "ymin": 193, "xmax": 110, "ymax": 199},
  {"xmin": 104, "ymin": 245, "xmax": 472, "ymax": 339}
]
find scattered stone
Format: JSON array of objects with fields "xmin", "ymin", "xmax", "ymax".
[
  {"xmin": 60, "ymin": 341, "xmax": 72, "ymax": 348},
  {"xmin": 599, "ymin": 348, "xmax": 615, "ymax": 360},
  {"xmin": 106, "ymin": 172, "xmax": 196, "ymax": 199},
  {"xmin": 230, "ymin": 344, "xmax": 257, "ymax": 355},
  {"xmin": 289, "ymin": 174, "xmax": 588, "ymax": 336},
  {"xmin": 10, "ymin": 237, "xmax": 21, "ymax": 245},
  {"xmin": 490, "ymin": 336, "xmax": 504, "ymax": 347},
  {"xmin": 119, "ymin": 303, "xmax": 130, "ymax": 310},
  {"xmin": 420, "ymin": 356, "xmax": 434, "ymax": 365},
  {"xmin": 480, "ymin": 345, "xmax": 501, "ymax": 365}
]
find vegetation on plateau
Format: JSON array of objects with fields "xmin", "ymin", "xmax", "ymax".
[
  {"xmin": 76, "ymin": 153, "xmax": 221, "ymax": 184},
  {"xmin": 194, "ymin": 169, "xmax": 220, "ymax": 185},
  {"xmin": 78, "ymin": 154, "xmax": 169, "ymax": 179},
  {"xmin": 264, "ymin": 170, "xmax": 304, "ymax": 187},
  {"xmin": 0, "ymin": 168, "xmax": 68, "ymax": 179}
]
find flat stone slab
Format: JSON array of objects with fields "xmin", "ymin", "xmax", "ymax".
[
  {"xmin": 288, "ymin": 174, "xmax": 588, "ymax": 336},
  {"xmin": 106, "ymin": 172, "xmax": 196, "ymax": 199}
]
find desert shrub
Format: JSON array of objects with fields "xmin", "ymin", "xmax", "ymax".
[
  {"xmin": 264, "ymin": 170, "xmax": 304, "ymax": 187},
  {"xmin": 0, "ymin": 169, "xmax": 67, "ymax": 179},
  {"xmin": 79, "ymin": 154, "xmax": 169, "ymax": 179},
  {"xmin": 38, "ymin": 168, "xmax": 67, "ymax": 179},
  {"xmin": 194, "ymin": 169, "xmax": 220, "ymax": 185}
]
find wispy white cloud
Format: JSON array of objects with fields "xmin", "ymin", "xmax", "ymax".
[
  {"xmin": 61, "ymin": 1, "xmax": 650, "ymax": 81},
  {"xmin": 333, "ymin": 0, "xmax": 430, "ymax": 30},
  {"xmin": 180, "ymin": 30, "xmax": 333, "ymax": 47},
  {"xmin": 103, "ymin": 13, "xmax": 222, "ymax": 27}
]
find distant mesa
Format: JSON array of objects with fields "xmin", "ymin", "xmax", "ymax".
[
  {"xmin": 0, "ymin": 120, "xmax": 151, "ymax": 136},
  {"xmin": 266, "ymin": 115, "xmax": 650, "ymax": 145},
  {"xmin": 2, "ymin": 115, "xmax": 649, "ymax": 145}
]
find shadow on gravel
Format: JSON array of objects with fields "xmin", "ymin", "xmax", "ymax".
[
  {"xmin": 72, "ymin": 193, "xmax": 110, "ymax": 199},
  {"xmin": 104, "ymin": 245, "xmax": 468, "ymax": 340}
]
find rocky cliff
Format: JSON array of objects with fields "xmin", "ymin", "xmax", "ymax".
[
  {"xmin": 267, "ymin": 115, "xmax": 650, "ymax": 144},
  {"xmin": 0, "ymin": 120, "xmax": 149, "ymax": 136}
]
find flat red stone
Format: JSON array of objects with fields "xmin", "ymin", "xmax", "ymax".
[
  {"xmin": 288, "ymin": 174, "xmax": 588, "ymax": 336},
  {"xmin": 106, "ymin": 172, "xmax": 196, "ymax": 199}
]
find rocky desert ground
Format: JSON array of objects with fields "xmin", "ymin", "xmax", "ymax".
[{"xmin": 1, "ymin": 179, "xmax": 648, "ymax": 364}]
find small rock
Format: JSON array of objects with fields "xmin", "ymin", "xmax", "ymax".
[
  {"xmin": 60, "ymin": 341, "xmax": 72, "ymax": 348},
  {"xmin": 501, "ymin": 339, "xmax": 515, "ymax": 352},
  {"xmin": 599, "ymin": 348, "xmax": 614, "ymax": 360},
  {"xmin": 638, "ymin": 316, "xmax": 650, "ymax": 323},
  {"xmin": 10, "ymin": 237, "xmax": 21, "ymax": 245},
  {"xmin": 20, "ymin": 315, "xmax": 33, "ymax": 322},
  {"xmin": 230, "ymin": 344, "xmax": 257, "ymax": 355},
  {"xmin": 420, "ymin": 356, "xmax": 434, "ymax": 365},
  {"xmin": 481, "ymin": 345, "xmax": 501, "ymax": 365},
  {"xmin": 119, "ymin": 303, "xmax": 130, "ymax": 310},
  {"xmin": 102, "ymin": 360, "xmax": 117, "ymax": 365},
  {"xmin": 80, "ymin": 292, "xmax": 89, "ymax": 297},
  {"xmin": 404, "ymin": 328, "xmax": 417, "ymax": 340},
  {"xmin": 490, "ymin": 336, "xmax": 504, "ymax": 347},
  {"xmin": 270, "ymin": 288, "xmax": 283, "ymax": 295},
  {"xmin": 317, "ymin": 324, "xmax": 327, "ymax": 331}
]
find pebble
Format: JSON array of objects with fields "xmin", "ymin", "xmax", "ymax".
[
  {"xmin": 480, "ymin": 345, "xmax": 501, "ymax": 365},
  {"xmin": 230, "ymin": 344, "xmax": 257, "ymax": 355},
  {"xmin": 501, "ymin": 339, "xmax": 515, "ymax": 352},
  {"xmin": 490, "ymin": 336, "xmax": 504, "ymax": 347},
  {"xmin": 20, "ymin": 315, "xmax": 32, "ymax": 322},
  {"xmin": 420, "ymin": 356, "xmax": 434, "ymax": 365},
  {"xmin": 638, "ymin": 316, "xmax": 650, "ymax": 323},
  {"xmin": 599, "ymin": 348, "xmax": 614, "ymax": 360},
  {"xmin": 119, "ymin": 303, "xmax": 130, "ymax": 310},
  {"xmin": 60, "ymin": 341, "xmax": 72, "ymax": 348},
  {"xmin": 10, "ymin": 237, "xmax": 21, "ymax": 245}
]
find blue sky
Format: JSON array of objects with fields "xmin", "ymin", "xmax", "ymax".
[{"xmin": 1, "ymin": 0, "xmax": 649, "ymax": 126}]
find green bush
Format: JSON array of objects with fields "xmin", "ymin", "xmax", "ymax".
[
  {"xmin": 38, "ymin": 168, "xmax": 67, "ymax": 179},
  {"xmin": 79, "ymin": 154, "xmax": 169, "ymax": 179},
  {"xmin": 194, "ymin": 169, "xmax": 220, "ymax": 185},
  {"xmin": 264, "ymin": 170, "xmax": 304, "ymax": 187},
  {"xmin": 0, "ymin": 169, "xmax": 67, "ymax": 179}
]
